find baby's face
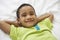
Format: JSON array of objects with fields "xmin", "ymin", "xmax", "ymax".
[{"xmin": 18, "ymin": 6, "xmax": 37, "ymax": 27}]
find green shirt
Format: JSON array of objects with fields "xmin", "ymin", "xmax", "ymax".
[{"xmin": 10, "ymin": 18, "xmax": 57, "ymax": 40}]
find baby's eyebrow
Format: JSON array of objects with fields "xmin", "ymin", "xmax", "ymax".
[
  {"xmin": 29, "ymin": 10, "xmax": 35, "ymax": 14},
  {"xmin": 29, "ymin": 10, "xmax": 34, "ymax": 13},
  {"xmin": 21, "ymin": 12, "xmax": 26, "ymax": 15}
]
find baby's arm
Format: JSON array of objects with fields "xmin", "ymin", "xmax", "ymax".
[
  {"xmin": 5, "ymin": 21, "xmax": 20, "ymax": 27},
  {"xmin": 0, "ymin": 21, "xmax": 10, "ymax": 34},
  {"xmin": 37, "ymin": 13, "xmax": 54, "ymax": 22},
  {"xmin": 0, "ymin": 20, "xmax": 19, "ymax": 34}
]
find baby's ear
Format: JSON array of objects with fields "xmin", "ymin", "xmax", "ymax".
[
  {"xmin": 16, "ymin": 18, "xmax": 22, "ymax": 26},
  {"xmin": 17, "ymin": 18, "xmax": 19, "ymax": 23},
  {"xmin": 14, "ymin": 19, "xmax": 20, "ymax": 27},
  {"xmin": 17, "ymin": 18, "xmax": 20, "ymax": 21}
]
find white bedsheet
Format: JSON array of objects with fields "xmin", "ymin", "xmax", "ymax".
[{"xmin": 0, "ymin": 0, "xmax": 60, "ymax": 40}]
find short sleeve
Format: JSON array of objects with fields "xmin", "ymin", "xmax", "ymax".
[
  {"xmin": 40, "ymin": 18, "xmax": 53, "ymax": 30},
  {"xmin": 10, "ymin": 25, "xmax": 18, "ymax": 40}
]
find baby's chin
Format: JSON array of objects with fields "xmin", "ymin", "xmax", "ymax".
[
  {"xmin": 23, "ymin": 23, "xmax": 37, "ymax": 28},
  {"xmin": 22, "ymin": 21, "xmax": 37, "ymax": 28}
]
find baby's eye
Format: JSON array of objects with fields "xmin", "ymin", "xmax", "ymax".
[
  {"xmin": 21, "ymin": 14, "xmax": 26, "ymax": 17},
  {"xmin": 30, "ymin": 11, "xmax": 34, "ymax": 15},
  {"xmin": 30, "ymin": 13, "xmax": 34, "ymax": 15}
]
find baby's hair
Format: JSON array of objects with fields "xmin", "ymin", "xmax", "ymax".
[{"xmin": 16, "ymin": 3, "xmax": 35, "ymax": 18}]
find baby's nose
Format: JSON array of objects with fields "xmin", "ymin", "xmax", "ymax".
[
  {"xmin": 26, "ymin": 15, "xmax": 32, "ymax": 19},
  {"xmin": 26, "ymin": 15, "xmax": 34, "ymax": 21}
]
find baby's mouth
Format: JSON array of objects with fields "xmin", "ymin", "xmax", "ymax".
[{"xmin": 25, "ymin": 19, "xmax": 34, "ymax": 23}]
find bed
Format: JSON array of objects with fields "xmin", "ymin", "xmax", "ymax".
[{"xmin": 0, "ymin": 0, "xmax": 60, "ymax": 40}]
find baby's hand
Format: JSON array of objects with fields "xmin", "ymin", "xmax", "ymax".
[{"xmin": 37, "ymin": 12, "xmax": 54, "ymax": 22}]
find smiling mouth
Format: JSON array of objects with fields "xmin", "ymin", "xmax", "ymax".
[
  {"xmin": 26, "ymin": 20, "xmax": 34, "ymax": 23},
  {"xmin": 27, "ymin": 21, "xmax": 33, "ymax": 23},
  {"xmin": 25, "ymin": 19, "xmax": 34, "ymax": 23}
]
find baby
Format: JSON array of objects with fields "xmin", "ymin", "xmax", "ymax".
[{"xmin": 0, "ymin": 3, "xmax": 56, "ymax": 40}]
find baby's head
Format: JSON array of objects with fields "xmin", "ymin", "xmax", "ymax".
[{"xmin": 16, "ymin": 3, "xmax": 37, "ymax": 28}]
